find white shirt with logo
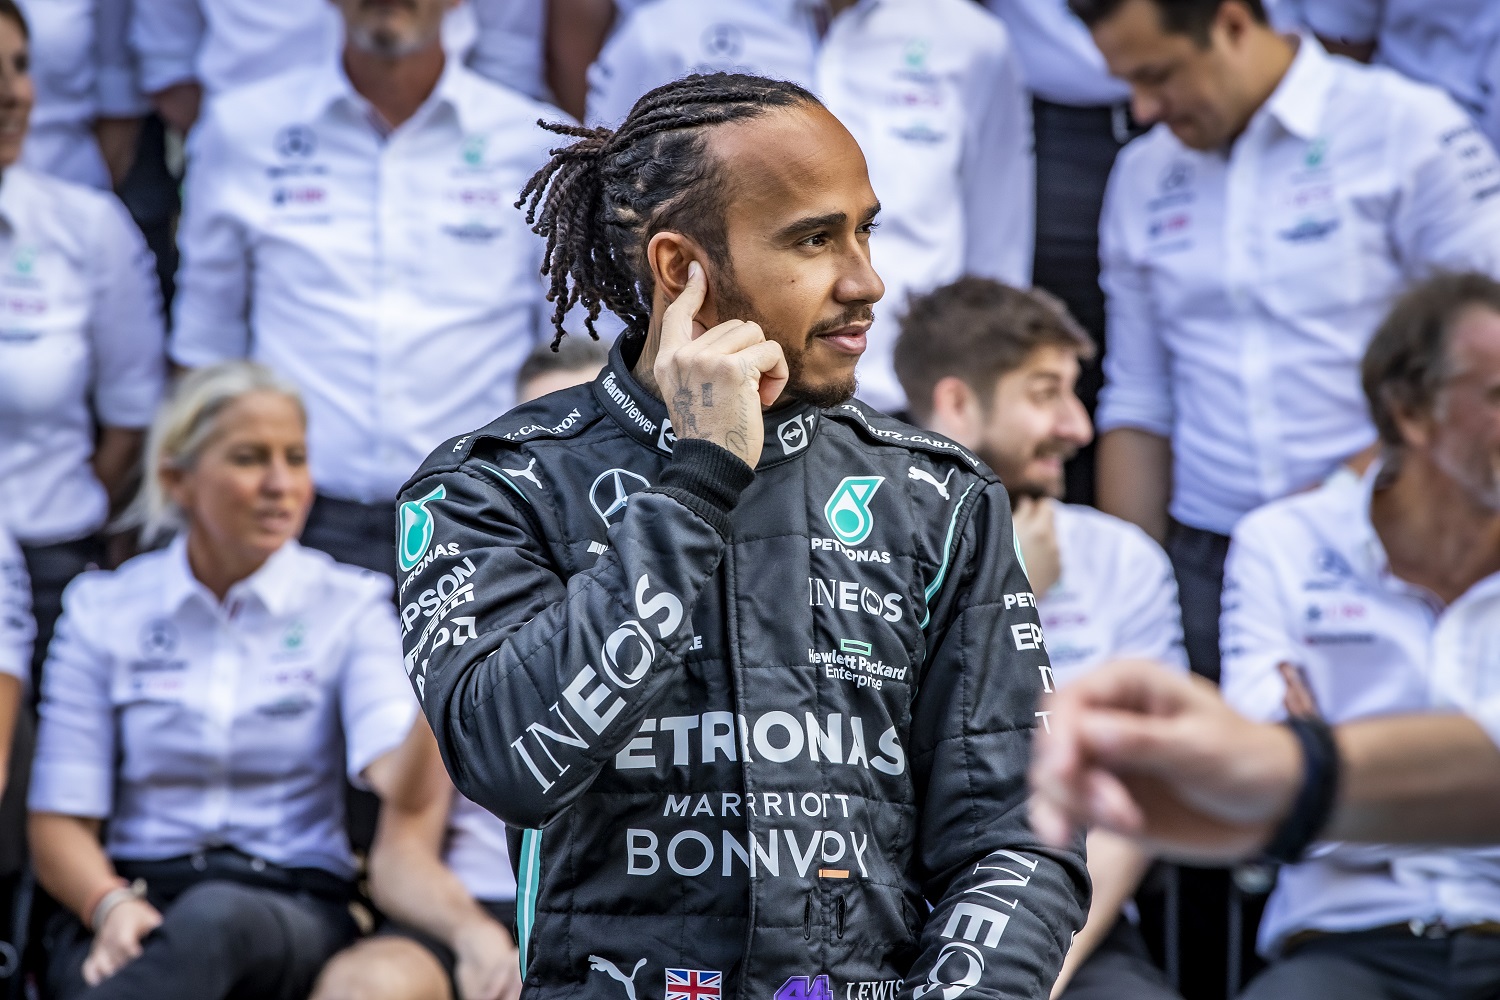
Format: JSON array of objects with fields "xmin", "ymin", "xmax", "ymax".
[
  {"xmin": 1221, "ymin": 466, "xmax": 1500, "ymax": 955},
  {"xmin": 1041, "ymin": 503, "xmax": 1187, "ymax": 690},
  {"xmin": 169, "ymin": 57, "xmax": 556, "ymax": 503},
  {"xmin": 587, "ymin": 0, "xmax": 1034, "ymax": 414},
  {"xmin": 445, "ymin": 794, "xmax": 518, "ymax": 903},
  {"xmin": 17, "ymin": 0, "xmax": 146, "ymax": 189},
  {"xmin": 29, "ymin": 538, "xmax": 417, "ymax": 878},
  {"xmin": 0, "ymin": 166, "xmax": 166, "ymax": 546},
  {"xmin": 1096, "ymin": 38, "xmax": 1500, "ymax": 536},
  {"xmin": 129, "ymin": 0, "xmax": 546, "ymax": 101},
  {"xmin": 1290, "ymin": 0, "xmax": 1500, "ymax": 149},
  {"xmin": 0, "ymin": 528, "xmax": 31, "ymax": 682}
]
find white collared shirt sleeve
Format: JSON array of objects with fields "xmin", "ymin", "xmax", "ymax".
[
  {"xmin": 129, "ymin": 0, "xmax": 205, "ymax": 95},
  {"xmin": 95, "ymin": 0, "xmax": 147, "ymax": 117},
  {"xmin": 0, "ymin": 532, "xmax": 31, "ymax": 682},
  {"xmin": 585, "ymin": 9, "xmax": 669, "ymax": 127},
  {"xmin": 1220, "ymin": 513, "xmax": 1303, "ymax": 723},
  {"xmin": 91, "ymin": 194, "xmax": 167, "ymax": 427},
  {"xmin": 1106, "ymin": 526, "xmax": 1188, "ymax": 671},
  {"xmin": 961, "ymin": 23, "xmax": 1033, "ymax": 285},
  {"xmin": 1388, "ymin": 86, "xmax": 1500, "ymax": 275},
  {"xmin": 1297, "ymin": 0, "xmax": 1383, "ymax": 43},
  {"xmin": 1096, "ymin": 152, "xmax": 1174, "ymax": 439},
  {"xmin": 466, "ymin": 0, "xmax": 547, "ymax": 100},
  {"xmin": 338, "ymin": 582, "xmax": 419, "ymax": 787},
  {"xmin": 29, "ymin": 575, "xmax": 116, "ymax": 818},
  {"xmin": 170, "ymin": 101, "xmax": 252, "ymax": 366}
]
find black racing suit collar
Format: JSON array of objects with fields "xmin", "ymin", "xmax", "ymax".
[{"xmin": 591, "ymin": 334, "xmax": 822, "ymax": 469}]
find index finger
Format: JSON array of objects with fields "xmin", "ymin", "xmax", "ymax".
[{"xmin": 659, "ymin": 261, "xmax": 707, "ymax": 353}]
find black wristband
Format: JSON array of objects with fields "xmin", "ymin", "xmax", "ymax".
[
  {"xmin": 1262, "ymin": 716, "xmax": 1342, "ymax": 865},
  {"xmin": 651, "ymin": 439, "xmax": 755, "ymax": 539}
]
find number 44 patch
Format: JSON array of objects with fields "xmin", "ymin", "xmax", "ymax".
[{"xmin": 775, "ymin": 976, "xmax": 833, "ymax": 1000}]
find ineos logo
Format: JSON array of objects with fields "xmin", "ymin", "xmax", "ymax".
[
  {"xmin": 913, "ymin": 942, "xmax": 985, "ymax": 1000},
  {"xmin": 602, "ymin": 621, "xmax": 655, "ymax": 689}
]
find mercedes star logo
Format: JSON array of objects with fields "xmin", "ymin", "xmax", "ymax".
[{"xmin": 590, "ymin": 468, "xmax": 652, "ymax": 525}]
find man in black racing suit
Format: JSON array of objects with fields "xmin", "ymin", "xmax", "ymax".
[{"xmin": 397, "ymin": 73, "xmax": 1088, "ymax": 1000}]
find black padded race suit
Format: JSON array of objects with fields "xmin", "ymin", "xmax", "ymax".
[{"xmin": 397, "ymin": 337, "xmax": 1088, "ymax": 1000}]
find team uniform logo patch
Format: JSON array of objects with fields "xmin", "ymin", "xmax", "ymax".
[
  {"xmin": 398, "ymin": 485, "xmax": 446, "ymax": 572},
  {"xmin": 824, "ymin": 477, "xmax": 885, "ymax": 546}
]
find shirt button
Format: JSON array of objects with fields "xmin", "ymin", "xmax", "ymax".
[
  {"xmin": 191, "ymin": 852, "xmax": 208, "ymax": 872},
  {"xmin": 250, "ymin": 857, "xmax": 267, "ymax": 873}
]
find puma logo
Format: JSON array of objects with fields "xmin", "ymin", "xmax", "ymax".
[
  {"xmin": 908, "ymin": 466, "xmax": 953, "ymax": 500},
  {"xmin": 589, "ymin": 956, "xmax": 647, "ymax": 1000},
  {"xmin": 505, "ymin": 457, "xmax": 544, "ymax": 490}
]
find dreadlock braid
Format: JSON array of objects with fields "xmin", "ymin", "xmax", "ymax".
[{"xmin": 517, "ymin": 73, "xmax": 820, "ymax": 347}]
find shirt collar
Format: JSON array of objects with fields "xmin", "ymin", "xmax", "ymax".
[
  {"xmin": 302, "ymin": 51, "xmax": 477, "ymax": 133},
  {"xmin": 1258, "ymin": 35, "xmax": 1336, "ymax": 143},
  {"xmin": 0, "ymin": 165, "xmax": 35, "ymax": 233},
  {"xmin": 162, "ymin": 535, "xmax": 305, "ymax": 618},
  {"xmin": 592, "ymin": 336, "xmax": 823, "ymax": 469}
]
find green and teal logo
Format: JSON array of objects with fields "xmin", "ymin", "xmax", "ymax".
[
  {"xmin": 839, "ymin": 638, "xmax": 872, "ymax": 657},
  {"xmin": 1304, "ymin": 137, "xmax": 1327, "ymax": 168},
  {"xmin": 398, "ymin": 485, "xmax": 446, "ymax": 572},
  {"xmin": 824, "ymin": 476, "xmax": 884, "ymax": 546},
  {"xmin": 12, "ymin": 245, "xmax": 35, "ymax": 275},
  {"xmin": 462, "ymin": 134, "xmax": 486, "ymax": 167},
  {"xmin": 282, "ymin": 621, "xmax": 305, "ymax": 650}
]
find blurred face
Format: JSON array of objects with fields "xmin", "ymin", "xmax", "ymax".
[
  {"xmin": 700, "ymin": 105, "xmax": 885, "ymax": 407},
  {"xmin": 517, "ymin": 363, "xmax": 604, "ymax": 404},
  {"xmin": 334, "ymin": 0, "xmax": 454, "ymax": 58},
  {"xmin": 0, "ymin": 17, "xmax": 33, "ymax": 169},
  {"xmin": 1424, "ymin": 306, "xmax": 1500, "ymax": 511},
  {"xmin": 165, "ymin": 392, "xmax": 314, "ymax": 570},
  {"xmin": 974, "ymin": 346, "xmax": 1094, "ymax": 499},
  {"xmin": 1090, "ymin": 0, "xmax": 1266, "ymax": 151}
]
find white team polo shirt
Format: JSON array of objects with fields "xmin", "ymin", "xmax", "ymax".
[
  {"xmin": 18, "ymin": 0, "xmax": 146, "ymax": 188},
  {"xmin": 169, "ymin": 57, "xmax": 557, "ymax": 503},
  {"xmin": 980, "ymin": 0, "xmax": 1127, "ymax": 107},
  {"xmin": 1096, "ymin": 37, "xmax": 1500, "ymax": 536},
  {"xmin": 0, "ymin": 529, "xmax": 31, "ymax": 682},
  {"xmin": 29, "ymin": 538, "xmax": 418, "ymax": 879},
  {"xmin": 1041, "ymin": 503, "xmax": 1187, "ymax": 692},
  {"xmin": 1221, "ymin": 465, "xmax": 1500, "ymax": 955},
  {"xmin": 0, "ymin": 166, "xmax": 166, "ymax": 546},
  {"xmin": 588, "ymin": 0, "xmax": 1033, "ymax": 414},
  {"xmin": 128, "ymin": 0, "xmax": 544, "ymax": 101},
  {"xmin": 1292, "ymin": 0, "xmax": 1500, "ymax": 149},
  {"xmin": 445, "ymin": 795, "xmax": 518, "ymax": 903}
]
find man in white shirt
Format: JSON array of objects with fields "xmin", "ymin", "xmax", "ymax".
[
  {"xmin": 1215, "ymin": 271, "xmax": 1500, "ymax": 999},
  {"xmin": 1074, "ymin": 0, "xmax": 1500, "ymax": 689},
  {"xmin": 129, "ymin": 0, "xmax": 545, "ymax": 136},
  {"xmin": 587, "ymin": 0, "xmax": 1033, "ymax": 415},
  {"xmin": 1291, "ymin": 0, "xmax": 1500, "ymax": 150},
  {"xmin": 169, "ymin": 0, "xmax": 557, "ymax": 578},
  {"xmin": 980, "ymin": 0, "xmax": 1143, "ymax": 503},
  {"xmin": 894, "ymin": 276, "xmax": 1186, "ymax": 1000}
]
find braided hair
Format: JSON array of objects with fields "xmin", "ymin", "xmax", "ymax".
[{"xmin": 517, "ymin": 73, "xmax": 820, "ymax": 347}]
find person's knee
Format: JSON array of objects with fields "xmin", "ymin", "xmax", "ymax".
[
  {"xmin": 310, "ymin": 937, "xmax": 451, "ymax": 1000},
  {"xmin": 1238, "ymin": 952, "xmax": 1391, "ymax": 1000},
  {"xmin": 155, "ymin": 881, "xmax": 270, "ymax": 957}
]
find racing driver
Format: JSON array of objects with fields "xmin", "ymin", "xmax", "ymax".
[{"xmin": 397, "ymin": 73, "xmax": 1088, "ymax": 1000}]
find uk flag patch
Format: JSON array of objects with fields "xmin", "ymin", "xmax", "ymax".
[{"xmin": 665, "ymin": 969, "xmax": 722, "ymax": 1000}]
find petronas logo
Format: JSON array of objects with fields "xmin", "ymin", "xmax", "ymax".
[
  {"xmin": 398, "ymin": 485, "xmax": 446, "ymax": 572},
  {"xmin": 824, "ymin": 476, "xmax": 884, "ymax": 546}
]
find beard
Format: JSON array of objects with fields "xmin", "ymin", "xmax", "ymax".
[
  {"xmin": 711, "ymin": 271, "xmax": 864, "ymax": 409},
  {"xmin": 978, "ymin": 437, "xmax": 1077, "ymax": 501}
]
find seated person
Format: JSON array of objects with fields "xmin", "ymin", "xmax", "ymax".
[
  {"xmin": 894, "ymin": 276, "xmax": 1186, "ymax": 1000},
  {"xmin": 312, "ymin": 720, "xmax": 520, "ymax": 1000},
  {"xmin": 28, "ymin": 361, "xmax": 417, "ymax": 1000},
  {"xmin": 0, "ymin": 522, "xmax": 29, "ymax": 771},
  {"xmin": 515, "ymin": 337, "xmax": 609, "ymax": 405},
  {"xmin": 1221, "ymin": 271, "xmax": 1500, "ymax": 1000}
]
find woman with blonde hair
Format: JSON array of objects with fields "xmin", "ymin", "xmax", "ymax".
[{"xmin": 29, "ymin": 361, "xmax": 416, "ymax": 1000}]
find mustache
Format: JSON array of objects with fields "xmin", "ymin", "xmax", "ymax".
[
  {"xmin": 1035, "ymin": 438, "xmax": 1080, "ymax": 462},
  {"xmin": 808, "ymin": 308, "xmax": 875, "ymax": 337}
]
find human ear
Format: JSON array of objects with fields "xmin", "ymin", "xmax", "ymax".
[
  {"xmin": 928, "ymin": 376, "xmax": 984, "ymax": 449},
  {"xmin": 647, "ymin": 231, "xmax": 720, "ymax": 327}
]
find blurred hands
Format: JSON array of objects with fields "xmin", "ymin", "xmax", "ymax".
[
  {"xmin": 453, "ymin": 917, "xmax": 522, "ymax": 1000},
  {"xmin": 1030, "ymin": 659, "xmax": 1303, "ymax": 864},
  {"xmin": 83, "ymin": 897, "xmax": 162, "ymax": 986},
  {"xmin": 1012, "ymin": 496, "xmax": 1061, "ymax": 597}
]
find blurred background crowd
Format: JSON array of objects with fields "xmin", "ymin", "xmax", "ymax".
[{"xmin": 1, "ymin": 0, "xmax": 1500, "ymax": 998}]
